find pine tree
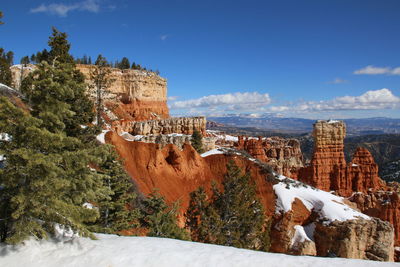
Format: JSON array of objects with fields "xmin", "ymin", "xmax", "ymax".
[
  {"xmin": 89, "ymin": 147, "xmax": 140, "ymax": 233},
  {"xmin": 90, "ymin": 54, "xmax": 115, "ymax": 127},
  {"xmin": 185, "ymin": 186, "xmax": 218, "ymax": 243},
  {"xmin": 0, "ymin": 48, "xmax": 13, "ymax": 86},
  {"xmin": 20, "ymin": 56, "xmax": 30, "ymax": 65},
  {"xmin": 140, "ymin": 191, "xmax": 189, "ymax": 241},
  {"xmin": 119, "ymin": 57, "xmax": 130, "ymax": 69},
  {"xmin": 191, "ymin": 129, "xmax": 204, "ymax": 153},
  {"xmin": 48, "ymin": 27, "xmax": 74, "ymax": 64},
  {"xmin": 0, "ymin": 97, "xmax": 104, "ymax": 244},
  {"xmin": 185, "ymin": 161, "xmax": 271, "ymax": 251}
]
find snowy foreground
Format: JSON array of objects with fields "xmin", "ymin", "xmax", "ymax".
[{"xmin": 1, "ymin": 234, "xmax": 397, "ymax": 267}]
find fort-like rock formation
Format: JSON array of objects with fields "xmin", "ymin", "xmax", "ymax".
[
  {"xmin": 112, "ymin": 117, "xmax": 207, "ymax": 136},
  {"xmin": 236, "ymin": 136, "xmax": 303, "ymax": 178},
  {"xmin": 10, "ymin": 64, "xmax": 170, "ymax": 121},
  {"xmin": 297, "ymin": 120, "xmax": 385, "ymax": 196},
  {"xmin": 77, "ymin": 64, "xmax": 169, "ymax": 121}
]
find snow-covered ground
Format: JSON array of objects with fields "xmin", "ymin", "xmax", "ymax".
[{"xmin": 1, "ymin": 234, "xmax": 397, "ymax": 267}]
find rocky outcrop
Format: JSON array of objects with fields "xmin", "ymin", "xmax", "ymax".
[
  {"xmin": 297, "ymin": 120, "xmax": 385, "ymax": 196},
  {"xmin": 314, "ymin": 218, "xmax": 394, "ymax": 261},
  {"xmin": 297, "ymin": 120, "xmax": 347, "ymax": 192},
  {"xmin": 121, "ymin": 132, "xmax": 216, "ymax": 151},
  {"xmin": 107, "ymin": 130, "xmax": 394, "ymax": 261},
  {"xmin": 113, "ymin": 117, "xmax": 207, "ymax": 136},
  {"xmin": 10, "ymin": 64, "xmax": 169, "ymax": 121},
  {"xmin": 349, "ymin": 190, "xmax": 400, "ymax": 246},
  {"xmin": 236, "ymin": 136, "xmax": 303, "ymax": 178},
  {"xmin": 77, "ymin": 64, "xmax": 169, "ymax": 121}
]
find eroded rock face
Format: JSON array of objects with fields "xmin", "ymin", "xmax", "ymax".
[
  {"xmin": 113, "ymin": 117, "xmax": 207, "ymax": 136},
  {"xmin": 349, "ymin": 190, "xmax": 400, "ymax": 246},
  {"xmin": 77, "ymin": 64, "xmax": 169, "ymax": 121},
  {"xmin": 314, "ymin": 218, "xmax": 394, "ymax": 261},
  {"xmin": 10, "ymin": 64, "xmax": 170, "ymax": 121},
  {"xmin": 297, "ymin": 120, "xmax": 385, "ymax": 196},
  {"xmin": 235, "ymin": 136, "xmax": 303, "ymax": 178}
]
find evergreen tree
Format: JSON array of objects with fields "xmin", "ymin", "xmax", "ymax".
[
  {"xmin": 21, "ymin": 61, "xmax": 94, "ymax": 137},
  {"xmin": 48, "ymin": 27, "xmax": 74, "ymax": 64},
  {"xmin": 140, "ymin": 191, "xmax": 189, "ymax": 241},
  {"xmin": 119, "ymin": 57, "xmax": 130, "ymax": 69},
  {"xmin": 90, "ymin": 54, "xmax": 115, "ymax": 127},
  {"xmin": 0, "ymin": 48, "xmax": 13, "ymax": 86},
  {"xmin": 185, "ymin": 186, "xmax": 218, "ymax": 243},
  {"xmin": 212, "ymin": 161, "xmax": 266, "ymax": 249},
  {"xmin": 185, "ymin": 161, "xmax": 271, "ymax": 251},
  {"xmin": 0, "ymin": 97, "xmax": 105, "ymax": 244},
  {"xmin": 20, "ymin": 56, "xmax": 30, "ymax": 65},
  {"xmin": 89, "ymin": 147, "xmax": 140, "ymax": 233},
  {"xmin": 191, "ymin": 129, "xmax": 204, "ymax": 153}
]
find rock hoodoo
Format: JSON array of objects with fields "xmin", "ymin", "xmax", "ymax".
[{"xmin": 297, "ymin": 120, "xmax": 385, "ymax": 196}]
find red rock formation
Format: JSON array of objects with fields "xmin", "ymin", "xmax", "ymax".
[
  {"xmin": 297, "ymin": 120, "xmax": 385, "ymax": 196},
  {"xmin": 105, "ymin": 131, "xmax": 275, "ymax": 215},
  {"xmin": 235, "ymin": 136, "xmax": 303, "ymax": 178},
  {"xmin": 107, "ymin": 130, "xmax": 395, "ymax": 260},
  {"xmin": 348, "ymin": 147, "xmax": 385, "ymax": 194},
  {"xmin": 349, "ymin": 190, "xmax": 400, "ymax": 246}
]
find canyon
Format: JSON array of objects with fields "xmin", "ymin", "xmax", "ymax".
[{"xmin": 8, "ymin": 64, "xmax": 400, "ymax": 261}]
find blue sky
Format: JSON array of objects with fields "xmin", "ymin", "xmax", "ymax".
[{"xmin": 1, "ymin": 0, "xmax": 400, "ymax": 119}]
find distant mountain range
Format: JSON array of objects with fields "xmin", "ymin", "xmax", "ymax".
[{"xmin": 208, "ymin": 116, "xmax": 400, "ymax": 136}]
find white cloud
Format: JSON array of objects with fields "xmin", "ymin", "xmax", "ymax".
[
  {"xmin": 275, "ymin": 89, "xmax": 400, "ymax": 112},
  {"xmin": 354, "ymin": 65, "xmax": 400, "ymax": 75},
  {"xmin": 328, "ymin": 78, "xmax": 348, "ymax": 84},
  {"xmin": 170, "ymin": 92, "xmax": 271, "ymax": 110},
  {"xmin": 167, "ymin": 96, "xmax": 178, "ymax": 101},
  {"xmin": 30, "ymin": 0, "xmax": 100, "ymax": 17},
  {"xmin": 160, "ymin": 34, "xmax": 169, "ymax": 41}
]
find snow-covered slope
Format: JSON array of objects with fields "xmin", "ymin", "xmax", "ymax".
[
  {"xmin": 0, "ymin": 234, "xmax": 397, "ymax": 267},
  {"xmin": 273, "ymin": 175, "xmax": 370, "ymax": 223}
]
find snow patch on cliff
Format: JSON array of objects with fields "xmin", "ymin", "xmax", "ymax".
[{"xmin": 273, "ymin": 175, "xmax": 370, "ymax": 223}]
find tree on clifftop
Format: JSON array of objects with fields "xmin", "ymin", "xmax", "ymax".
[
  {"xmin": 191, "ymin": 130, "xmax": 204, "ymax": 154},
  {"xmin": 0, "ymin": 48, "xmax": 13, "ymax": 87},
  {"xmin": 90, "ymin": 54, "xmax": 115, "ymax": 127}
]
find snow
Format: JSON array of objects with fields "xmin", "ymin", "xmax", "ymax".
[
  {"xmin": 273, "ymin": 175, "xmax": 370, "ymax": 223},
  {"xmin": 96, "ymin": 130, "xmax": 110, "ymax": 144},
  {"xmin": 352, "ymin": 164, "xmax": 358, "ymax": 167},
  {"xmin": 0, "ymin": 234, "xmax": 396, "ymax": 267},
  {"xmin": 201, "ymin": 148, "xmax": 225, "ymax": 157},
  {"xmin": 0, "ymin": 82, "xmax": 18, "ymax": 93},
  {"xmin": 291, "ymin": 225, "xmax": 311, "ymax": 246},
  {"xmin": 327, "ymin": 119, "xmax": 340, "ymax": 124}
]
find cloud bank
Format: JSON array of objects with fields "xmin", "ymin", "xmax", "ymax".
[
  {"xmin": 170, "ymin": 89, "xmax": 400, "ymax": 117},
  {"xmin": 170, "ymin": 92, "xmax": 271, "ymax": 110},
  {"xmin": 354, "ymin": 65, "xmax": 400, "ymax": 75},
  {"xmin": 269, "ymin": 88, "xmax": 400, "ymax": 113},
  {"xmin": 30, "ymin": 0, "xmax": 100, "ymax": 17}
]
